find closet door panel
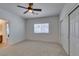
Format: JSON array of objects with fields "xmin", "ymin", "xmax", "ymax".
[
  {"xmin": 70, "ymin": 18, "xmax": 76, "ymax": 55},
  {"xmin": 75, "ymin": 16, "xmax": 79, "ymax": 55},
  {"xmin": 70, "ymin": 7, "xmax": 79, "ymax": 55}
]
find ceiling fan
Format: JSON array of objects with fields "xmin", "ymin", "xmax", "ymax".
[{"xmin": 17, "ymin": 3, "xmax": 42, "ymax": 14}]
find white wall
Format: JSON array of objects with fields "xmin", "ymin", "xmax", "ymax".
[
  {"xmin": 60, "ymin": 16, "xmax": 69, "ymax": 55},
  {"xmin": 25, "ymin": 16, "xmax": 60, "ymax": 43},
  {"xmin": 0, "ymin": 9, "xmax": 26, "ymax": 45}
]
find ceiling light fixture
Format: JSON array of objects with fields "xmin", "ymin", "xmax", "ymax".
[{"xmin": 28, "ymin": 10, "xmax": 32, "ymax": 13}]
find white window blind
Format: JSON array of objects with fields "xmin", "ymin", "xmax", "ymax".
[{"xmin": 34, "ymin": 23, "xmax": 49, "ymax": 33}]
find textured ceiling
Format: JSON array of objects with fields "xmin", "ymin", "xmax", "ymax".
[{"xmin": 0, "ymin": 3, "xmax": 65, "ymax": 19}]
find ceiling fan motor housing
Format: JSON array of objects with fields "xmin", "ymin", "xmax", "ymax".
[{"xmin": 28, "ymin": 3, "xmax": 33, "ymax": 10}]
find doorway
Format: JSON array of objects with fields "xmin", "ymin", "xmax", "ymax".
[{"xmin": 0, "ymin": 19, "xmax": 9, "ymax": 47}]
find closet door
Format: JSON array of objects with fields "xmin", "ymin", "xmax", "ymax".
[
  {"xmin": 75, "ymin": 13, "xmax": 79, "ymax": 55},
  {"xmin": 70, "ymin": 6, "xmax": 79, "ymax": 56},
  {"xmin": 70, "ymin": 15, "xmax": 76, "ymax": 55}
]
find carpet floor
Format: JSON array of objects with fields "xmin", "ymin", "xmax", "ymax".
[{"xmin": 0, "ymin": 40, "xmax": 67, "ymax": 56}]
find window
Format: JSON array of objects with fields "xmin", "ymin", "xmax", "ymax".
[{"xmin": 34, "ymin": 23, "xmax": 49, "ymax": 33}]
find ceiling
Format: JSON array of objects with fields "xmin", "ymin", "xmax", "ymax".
[{"xmin": 0, "ymin": 3, "xmax": 65, "ymax": 19}]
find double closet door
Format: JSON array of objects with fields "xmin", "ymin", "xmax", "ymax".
[{"xmin": 69, "ymin": 6, "xmax": 79, "ymax": 56}]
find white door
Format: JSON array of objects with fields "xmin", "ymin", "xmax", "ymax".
[{"xmin": 70, "ymin": 6, "xmax": 79, "ymax": 55}]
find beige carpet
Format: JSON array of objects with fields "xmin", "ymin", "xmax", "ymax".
[{"xmin": 0, "ymin": 40, "xmax": 67, "ymax": 56}]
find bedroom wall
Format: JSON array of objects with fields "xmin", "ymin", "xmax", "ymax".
[
  {"xmin": 0, "ymin": 8, "xmax": 26, "ymax": 45},
  {"xmin": 25, "ymin": 16, "xmax": 60, "ymax": 43},
  {"xmin": 60, "ymin": 16, "xmax": 69, "ymax": 55}
]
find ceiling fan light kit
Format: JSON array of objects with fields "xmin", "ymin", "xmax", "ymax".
[
  {"xmin": 28, "ymin": 10, "xmax": 32, "ymax": 13},
  {"xmin": 17, "ymin": 3, "xmax": 42, "ymax": 14}
]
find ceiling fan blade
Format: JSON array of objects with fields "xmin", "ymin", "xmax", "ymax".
[
  {"xmin": 32, "ymin": 9, "xmax": 42, "ymax": 11},
  {"xmin": 17, "ymin": 5, "xmax": 28, "ymax": 9},
  {"xmin": 24, "ymin": 10, "xmax": 28, "ymax": 14}
]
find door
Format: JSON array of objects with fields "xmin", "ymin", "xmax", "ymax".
[{"xmin": 69, "ymin": 6, "xmax": 79, "ymax": 55}]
